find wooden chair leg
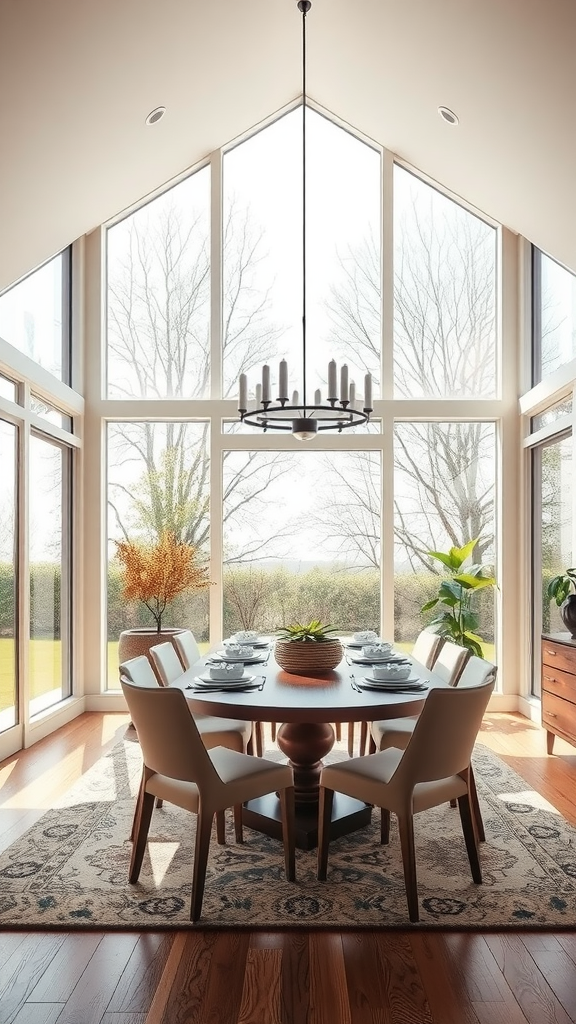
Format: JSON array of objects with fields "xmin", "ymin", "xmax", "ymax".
[
  {"xmin": 397, "ymin": 814, "xmax": 419, "ymax": 922},
  {"xmin": 255, "ymin": 721, "xmax": 264, "ymax": 758},
  {"xmin": 347, "ymin": 722, "xmax": 355, "ymax": 757},
  {"xmin": 130, "ymin": 774, "xmax": 145, "ymax": 842},
  {"xmin": 234, "ymin": 804, "xmax": 244, "ymax": 843},
  {"xmin": 129, "ymin": 790, "xmax": 155, "ymax": 882},
  {"xmin": 190, "ymin": 810, "xmax": 214, "ymax": 922},
  {"xmin": 458, "ymin": 793, "xmax": 482, "ymax": 883},
  {"xmin": 359, "ymin": 721, "xmax": 368, "ymax": 757},
  {"xmin": 380, "ymin": 807, "xmax": 390, "ymax": 844},
  {"xmin": 368, "ymin": 733, "xmax": 377, "ymax": 755},
  {"xmin": 279, "ymin": 786, "xmax": 296, "ymax": 881},
  {"xmin": 317, "ymin": 786, "xmax": 334, "ymax": 881},
  {"xmin": 335, "ymin": 722, "xmax": 342, "ymax": 742},
  {"xmin": 216, "ymin": 809, "xmax": 226, "ymax": 845},
  {"xmin": 468, "ymin": 765, "xmax": 485, "ymax": 843},
  {"xmin": 271, "ymin": 722, "xmax": 277, "ymax": 742}
]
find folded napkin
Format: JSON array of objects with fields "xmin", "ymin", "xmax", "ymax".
[
  {"xmin": 233, "ymin": 630, "xmax": 259, "ymax": 643},
  {"xmin": 371, "ymin": 663, "xmax": 412, "ymax": 682},
  {"xmin": 361, "ymin": 643, "xmax": 393, "ymax": 659},
  {"xmin": 353, "ymin": 630, "xmax": 378, "ymax": 643},
  {"xmin": 221, "ymin": 643, "xmax": 254, "ymax": 660}
]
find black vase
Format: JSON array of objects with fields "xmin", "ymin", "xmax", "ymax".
[{"xmin": 560, "ymin": 595, "xmax": 576, "ymax": 639}]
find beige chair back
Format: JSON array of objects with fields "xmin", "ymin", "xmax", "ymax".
[
  {"xmin": 119, "ymin": 655, "xmax": 159, "ymax": 688},
  {"xmin": 392, "ymin": 679, "xmax": 494, "ymax": 790},
  {"xmin": 173, "ymin": 630, "xmax": 201, "ymax": 671},
  {"xmin": 149, "ymin": 641, "xmax": 185, "ymax": 686},
  {"xmin": 432, "ymin": 640, "xmax": 469, "ymax": 686},
  {"xmin": 457, "ymin": 655, "xmax": 497, "ymax": 689},
  {"xmin": 121, "ymin": 678, "xmax": 221, "ymax": 790},
  {"xmin": 411, "ymin": 630, "xmax": 444, "ymax": 669}
]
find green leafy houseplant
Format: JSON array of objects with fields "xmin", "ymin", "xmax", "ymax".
[
  {"xmin": 547, "ymin": 568, "xmax": 576, "ymax": 607},
  {"xmin": 421, "ymin": 539, "xmax": 496, "ymax": 657}
]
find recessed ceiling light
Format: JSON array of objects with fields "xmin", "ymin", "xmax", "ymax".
[
  {"xmin": 145, "ymin": 106, "xmax": 166, "ymax": 126},
  {"xmin": 438, "ymin": 105, "xmax": 459, "ymax": 126}
]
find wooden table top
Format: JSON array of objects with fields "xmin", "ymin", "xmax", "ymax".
[{"xmin": 172, "ymin": 646, "xmax": 448, "ymax": 724}]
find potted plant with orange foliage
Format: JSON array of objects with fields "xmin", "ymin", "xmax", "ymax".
[{"xmin": 116, "ymin": 531, "xmax": 211, "ymax": 670}]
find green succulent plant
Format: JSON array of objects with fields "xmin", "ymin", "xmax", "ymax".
[{"xmin": 276, "ymin": 620, "xmax": 338, "ymax": 643}]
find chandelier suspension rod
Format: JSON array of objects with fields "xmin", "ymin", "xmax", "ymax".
[{"xmin": 300, "ymin": 0, "xmax": 310, "ymax": 417}]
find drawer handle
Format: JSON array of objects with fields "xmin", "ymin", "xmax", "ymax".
[
  {"xmin": 544, "ymin": 649, "xmax": 557, "ymax": 656},
  {"xmin": 544, "ymin": 675, "xmax": 557, "ymax": 683},
  {"xmin": 547, "ymin": 712, "xmax": 557, "ymax": 718}
]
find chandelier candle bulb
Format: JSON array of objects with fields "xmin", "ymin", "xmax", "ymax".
[
  {"xmin": 340, "ymin": 364, "xmax": 349, "ymax": 404},
  {"xmin": 328, "ymin": 359, "xmax": 337, "ymax": 401},
  {"xmin": 255, "ymin": 382, "xmax": 262, "ymax": 407},
  {"xmin": 349, "ymin": 381, "xmax": 356, "ymax": 409},
  {"xmin": 292, "ymin": 390, "xmax": 300, "ymax": 407},
  {"xmin": 238, "ymin": 373, "xmax": 247, "ymax": 412},
  {"xmin": 279, "ymin": 359, "xmax": 288, "ymax": 401},
  {"xmin": 314, "ymin": 389, "xmax": 321, "ymax": 406},
  {"xmin": 364, "ymin": 373, "xmax": 373, "ymax": 411},
  {"xmin": 262, "ymin": 365, "xmax": 271, "ymax": 404}
]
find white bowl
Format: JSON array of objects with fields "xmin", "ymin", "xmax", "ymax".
[
  {"xmin": 219, "ymin": 645, "xmax": 254, "ymax": 660},
  {"xmin": 372, "ymin": 663, "xmax": 412, "ymax": 681},
  {"xmin": 361, "ymin": 643, "xmax": 393, "ymax": 659},
  {"xmin": 232, "ymin": 630, "xmax": 259, "ymax": 644},
  {"xmin": 353, "ymin": 630, "xmax": 378, "ymax": 643},
  {"xmin": 209, "ymin": 663, "xmax": 245, "ymax": 681}
]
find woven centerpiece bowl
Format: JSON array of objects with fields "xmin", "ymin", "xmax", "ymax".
[{"xmin": 274, "ymin": 638, "xmax": 343, "ymax": 676}]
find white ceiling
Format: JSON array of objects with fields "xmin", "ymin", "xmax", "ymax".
[{"xmin": 1, "ymin": 0, "xmax": 576, "ymax": 292}]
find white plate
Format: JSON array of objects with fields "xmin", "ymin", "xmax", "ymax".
[
  {"xmin": 197, "ymin": 671, "xmax": 256, "ymax": 686},
  {"xmin": 224, "ymin": 637, "xmax": 269, "ymax": 649},
  {"xmin": 345, "ymin": 639, "xmax": 391, "ymax": 649},
  {"xmin": 350, "ymin": 653, "xmax": 409, "ymax": 665},
  {"xmin": 362, "ymin": 673, "xmax": 423, "ymax": 686},
  {"xmin": 215, "ymin": 651, "xmax": 267, "ymax": 664}
]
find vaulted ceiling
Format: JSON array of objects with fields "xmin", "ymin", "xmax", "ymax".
[{"xmin": 1, "ymin": 0, "xmax": 575, "ymax": 293}]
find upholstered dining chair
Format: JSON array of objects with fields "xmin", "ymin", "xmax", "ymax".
[
  {"xmin": 121, "ymin": 679, "xmax": 296, "ymax": 921},
  {"xmin": 173, "ymin": 629, "xmax": 201, "ymax": 671},
  {"xmin": 317, "ymin": 676, "xmax": 495, "ymax": 922},
  {"xmin": 369, "ymin": 654, "xmax": 497, "ymax": 843},
  {"xmin": 357, "ymin": 630, "xmax": 446, "ymax": 757},
  {"xmin": 149, "ymin": 641, "xmax": 187, "ymax": 687},
  {"xmin": 120, "ymin": 655, "xmax": 255, "ymax": 839}
]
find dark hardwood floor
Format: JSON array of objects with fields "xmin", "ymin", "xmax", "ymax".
[{"xmin": 1, "ymin": 710, "xmax": 576, "ymax": 1024}]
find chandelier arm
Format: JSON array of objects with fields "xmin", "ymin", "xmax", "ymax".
[{"xmin": 301, "ymin": 0, "xmax": 308, "ymax": 418}]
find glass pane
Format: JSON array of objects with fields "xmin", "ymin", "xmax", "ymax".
[
  {"xmin": 29, "ymin": 435, "xmax": 70, "ymax": 715},
  {"xmin": 393, "ymin": 166, "xmax": 497, "ymax": 398},
  {"xmin": 537, "ymin": 252, "xmax": 576, "ymax": 381},
  {"xmin": 107, "ymin": 421, "xmax": 210, "ymax": 687},
  {"xmin": 0, "ymin": 375, "xmax": 17, "ymax": 402},
  {"xmin": 394, "ymin": 422, "xmax": 496, "ymax": 658},
  {"xmin": 531, "ymin": 397, "xmax": 572, "ymax": 433},
  {"xmin": 223, "ymin": 108, "xmax": 381, "ymax": 405},
  {"xmin": 222, "ymin": 450, "xmax": 381, "ymax": 638},
  {"xmin": 539, "ymin": 435, "xmax": 573, "ymax": 642},
  {"xmin": 0, "ymin": 253, "xmax": 67, "ymax": 381},
  {"xmin": 107, "ymin": 167, "xmax": 210, "ymax": 399},
  {"xmin": 30, "ymin": 394, "xmax": 71, "ymax": 430},
  {"xmin": 0, "ymin": 420, "xmax": 17, "ymax": 731}
]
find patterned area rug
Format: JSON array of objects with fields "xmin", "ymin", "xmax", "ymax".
[{"xmin": 1, "ymin": 737, "xmax": 575, "ymax": 930}]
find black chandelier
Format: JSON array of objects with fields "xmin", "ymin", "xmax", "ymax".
[{"xmin": 237, "ymin": 0, "xmax": 373, "ymax": 441}]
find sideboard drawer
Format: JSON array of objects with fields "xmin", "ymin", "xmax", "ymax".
[
  {"xmin": 541, "ymin": 666, "xmax": 576, "ymax": 703},
  {"xmin": 542, "ymin": 690, "xmax": 576, "ymax": 742},
  {"xmin": 542, "ymin": 641, "xmax": 576, "ymax": 676}
]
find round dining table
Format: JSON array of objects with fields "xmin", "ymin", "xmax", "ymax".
[{"xmin": 173, "ymin": 647, "xmax": 440, "ymax": 850}]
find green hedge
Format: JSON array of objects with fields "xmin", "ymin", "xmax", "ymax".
[{"xmin": 0, "ymin": 561, "xmax": 498, "ymax": 643}]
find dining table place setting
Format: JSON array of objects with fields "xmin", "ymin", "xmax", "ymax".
[
  {"xmin": 187, "ymin": 661, "xmax": 266, "ymax": 693},
  {"xmin": 350, "ymin": 661, "xmax": 429, "ymax": 694}
]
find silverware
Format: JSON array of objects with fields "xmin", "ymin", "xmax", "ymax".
[
  {"xmin": 349, "ymin": 674, "xmax": 362, "ymax": 693},
  {"xmin": 257, "ymin": 675, "xmax": 266, "ymax": 690}
]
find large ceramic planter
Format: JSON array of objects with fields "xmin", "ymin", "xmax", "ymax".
[
  {"xmin": 118, "ymin": 627, "xmax": 186, "ymax": 684},
  {"xmin": 561, "ymin": 595, "xmax": 576, "ymax": 639},
  {"xmin": 274, "ymin": 638, "xmax": 343, "ymax": 676}
]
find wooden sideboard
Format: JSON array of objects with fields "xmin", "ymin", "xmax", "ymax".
[{"xmin": 541, "ymin": 633, "xmax": 576, "ymax": 754}]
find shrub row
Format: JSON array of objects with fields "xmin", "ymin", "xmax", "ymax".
[{"xmin": 0, "ymin": 561, "xmax": 497, "ymax": 642}]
